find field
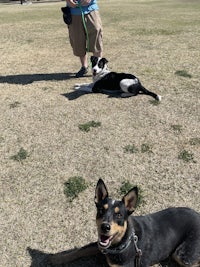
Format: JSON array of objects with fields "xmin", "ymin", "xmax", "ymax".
[{"xmin": 0, "ymin": 0, "xmax": 200, "ymax": 266}]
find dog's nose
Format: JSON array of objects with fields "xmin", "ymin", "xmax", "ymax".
[{"xmin": 101, "ymin": 223, "xmax": 111, "ymax": 233}]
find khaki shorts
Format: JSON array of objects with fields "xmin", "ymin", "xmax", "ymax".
[{"xmin": 68, "ymin": 10, "xmax": 103, "ymax": 57}]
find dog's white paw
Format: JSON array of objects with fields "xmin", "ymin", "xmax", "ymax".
[
  {"xmin": 74, "ymin": 84, "xmax": 81, "ymax": 90},
  {"xmin": 74, "ymin": 83, "xmax": 93, "ymax": 93}
]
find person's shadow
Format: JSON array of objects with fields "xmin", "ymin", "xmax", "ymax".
[
  {"xmin": 0, "ymin": 73, "xmax": 75, "ymax": 85},
  {"xmin": 27, "ymin": 247, "xmax": 108, "ymax": 267}
]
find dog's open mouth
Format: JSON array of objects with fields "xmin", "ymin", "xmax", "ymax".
[
  {"xmin": 93, "ymin": 71, "xmax": 97, "ymax": 76},
  {"xmin": 98, "ymin": 233, "xmax": 118, "ymax": 248}
]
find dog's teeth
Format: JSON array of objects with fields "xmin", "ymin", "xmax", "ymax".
[
  {"xmin": 99, "ymin": 237, "xmax": 110, "ymax": 247},
  {"xmin": 99, "ymin": 235, "xmax": 112, "ymax": 247},
  {"xmin": 100, "ymin": 240, "xmax": 110, "ymax": 247}
]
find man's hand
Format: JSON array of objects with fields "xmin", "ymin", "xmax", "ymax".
[
  {"xmin": 80, "ymin": 0, "xmax": 92, "ymax": 6},
  {"xmin": 66, "ymin": 0, "xmax": 78, "ymax": 8}
]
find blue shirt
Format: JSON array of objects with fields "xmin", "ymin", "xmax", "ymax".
[{"xmin": 69, "ymin": 0, "xmax": 99, "ymax": 15}]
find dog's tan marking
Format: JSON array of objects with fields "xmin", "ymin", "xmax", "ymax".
[
  {"xmin": 114, "ymin": 207, "xmax": 120, "ymax": 213},
  {"xmin": 110, "ymin": 221, "xmax": 127, "ymax": 245},
  {"xmin": 173, "ymin": 254, "xmax": 200, "ymax": 267},
  {"xmin": 104, "ymin": 204, "xmax": 109, "ymax": 209}
]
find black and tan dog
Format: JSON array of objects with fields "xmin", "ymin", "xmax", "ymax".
[{"xmin": 49, "ymin": 179, "xmax": 200, "ymax": 267}]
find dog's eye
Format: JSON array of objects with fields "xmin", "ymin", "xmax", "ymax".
[{"xmin": 115, "ymin": 213, "xmax": 122, "ymax": 219}]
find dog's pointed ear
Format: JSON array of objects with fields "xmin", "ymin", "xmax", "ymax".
[
  {"xmin": 95, "ymin": 179, "xmax": 108, "ymax": 205},
  {"xmin": 101, "ymin": 58, "xmax": 108, "ymax": 64},
  {"xmin": 122, "ymin": 187, "xmax": 138, "ymax": 215},
  {"xmin": 90, "ymin": 56, "xmax": 97, "ymax": 64}
]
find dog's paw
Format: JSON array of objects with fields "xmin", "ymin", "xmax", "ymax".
[
  {"xmin": 74, "ymin": 83, "xmax": 93, "ymax": 92},
  {"xmin": 74, "ymin": 84, "xmax": 82, "ymax": 90}
]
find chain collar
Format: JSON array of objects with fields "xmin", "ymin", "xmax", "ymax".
[{"xmin": 99, "ymin": 230, "xmax": 142, "ymax": 258}]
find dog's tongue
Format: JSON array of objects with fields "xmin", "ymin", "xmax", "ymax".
[{"xmin": 99, "ymin": 235, "xmax": 111, "ymax": 247}]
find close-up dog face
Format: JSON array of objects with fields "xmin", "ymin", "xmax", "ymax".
[
  {"xmin": 96, "ymin": 197, "xmax": 128, "ymax": 248},
  {"xmin": 95, "ymin": 179, "xmax": 138, "ymax": 249},
  {"xmin": 90, "ymin": 56, "xmax": 108, "ymax": 77}
]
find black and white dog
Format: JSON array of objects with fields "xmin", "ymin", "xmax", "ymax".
[{"xmin": 75, "ymin": 56, "xmax": 161, "ymax": 101}]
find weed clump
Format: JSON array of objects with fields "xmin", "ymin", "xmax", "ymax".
[
  {"xmin": 189, "ymin": 137, "xmax": 200, "ymax": 146},
  {"xmin": 175, "ymin": 70, "xmax": 192, "ymax": 78},
  {"xmin": 171, "ymin": 124, "xmax": 183, "ymax": 133},
  {"xmin": 123, "ymin": 143, "xmax": 153, "ymax": 154},
  {"xmin": 64, "ymin": 176, "xmax": 88, "ymax": 201},
  {"xmin": 123, "ymin": 144, "xmax": 139, "ymax": 154},
  {"xmin": 10, "ymin": 148, "xmax": 29, "ymax": 162},
  {"xmin": 78, "ymin": 121, "xmax": 101, "ymax": 132},
  {"xmin": 178, "ymin": 150, "xmax": 195, "ymax": 163}
]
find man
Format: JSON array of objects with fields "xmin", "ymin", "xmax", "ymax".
[{"xmin": 66, "ymin": 0, "xmax": 103, "ymax": 77}]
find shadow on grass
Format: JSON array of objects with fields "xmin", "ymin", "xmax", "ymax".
[
  {"xmin": 27, "ymin": 247, "xmax": 108, "ymax": 267},
  {"xmin": 27, "ymin": 246, "xmax": 177, "ymax": 267},
  {"xmin": 62, "ymin": 90, "xmax": 122, "ymax": 101},
  {"xmin": 61, "ymin": 91, "xmax": 91, "ymax": 101},
  {"xmin": 61, "ymin": 90, "xmax": 156, "ymax": 101},
  {"xmin": 0, "ymin": 73, "xmax": 75, "ymax": 85}
]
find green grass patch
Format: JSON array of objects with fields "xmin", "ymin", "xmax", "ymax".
[
  {"xmin": 123, "ymin": 143, "xmax": 153, "ymax": 154},
  {"xmin": 78, "ymin": 121, "xmax": 101, "ymax": 132},
  {"xmin": 0, "ymin": 136, "xmax": 5, "ymax": 143},
  {"xmin": 64, "ymin": 176, "xmax": 88, "ymax": 201},
  {"xmin": 171, "ymin": 124, "xmax": 183, "ymax": 133},
  {"xmin": 9, "ymin": 101, "xmax": 21, "ymax": 109},
  {"xmin": 189, "ymin": 137, "xmax": 200, "ymax": 146},
  {"xmin": 178, "ymin": 149, "xmax": 195, "ymax": 163},
  {"xmin": 10, "ymin": 147, "xmax": 29, "ymax": 162},
  {"xmin": 175, "ymin": 70, "xmax": 192, "ymax": 78},
  {"xmin": 119, "ymin": 180, "xmax": 145, "ymax": 207},
  {"xmin": 141, "ymin": 143, "xmax": 153, "ymax": 153},
  {"xmin": 149, "ymin": 99, "xmax": 160, "ymax": 106},
  {"xmin": 123, "ymin": 144, "xmax": 139, "ymax": 154}
]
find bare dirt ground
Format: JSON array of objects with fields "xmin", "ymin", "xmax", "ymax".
[{"xmin": 0, "ymin": 0, "xmax": 199, "ymax": 266}]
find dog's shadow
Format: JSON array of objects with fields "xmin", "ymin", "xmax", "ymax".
[
  {"xmin": 62, "ymin": 90, "xmax": 122, "ymax": 101},
  {"xmin": 27, "ymin": 247, "xmax": 108, "ymax": 267},
  {"xmin": 61, "ymin": 91, "xmax": 91, "ymax": 101},
  {"xmin": 27, "ymin": 247, "xmax": 179, "ymax": 267}
]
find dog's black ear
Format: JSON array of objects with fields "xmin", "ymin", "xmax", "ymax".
[
  {"xmin": 90, "ymin": 56, "xmax": 97, "ymax": 64},
  {"xmin": 101, "ymin": 58, "xmax": 108, "ymax": 64},
  {"xmin": 122, "ymin": 187, "xmax": 138, "ymax": 215},
  {"xmin": 95, "ymin": 179, "xmax": 108, "ymax": 204}
]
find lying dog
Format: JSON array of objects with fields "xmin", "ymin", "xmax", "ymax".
[
  {"xmin": 75, "ymin": 56, "xmax": 161, "ymax": 100},
  {"xmin": 49, "ymin": 179, "xmax": 200, "ymax": 267}
]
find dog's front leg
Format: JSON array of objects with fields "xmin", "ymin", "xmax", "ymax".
[
  {"xmin": 48, "ymin": 242, "xmax": 100, "ymax": 265},
  {"xmin": 74, "ymin": 83, "xmax": 94, "ymax": 92}
]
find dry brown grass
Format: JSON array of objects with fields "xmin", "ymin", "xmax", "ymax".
[{"xmin": 0, "ymin": 0, "xmax": 200, "ymax": 266}]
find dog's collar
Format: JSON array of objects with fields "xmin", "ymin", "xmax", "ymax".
[{"xmin": 98, "ymin": 230, "xmax": 142, "ymax": 257}]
